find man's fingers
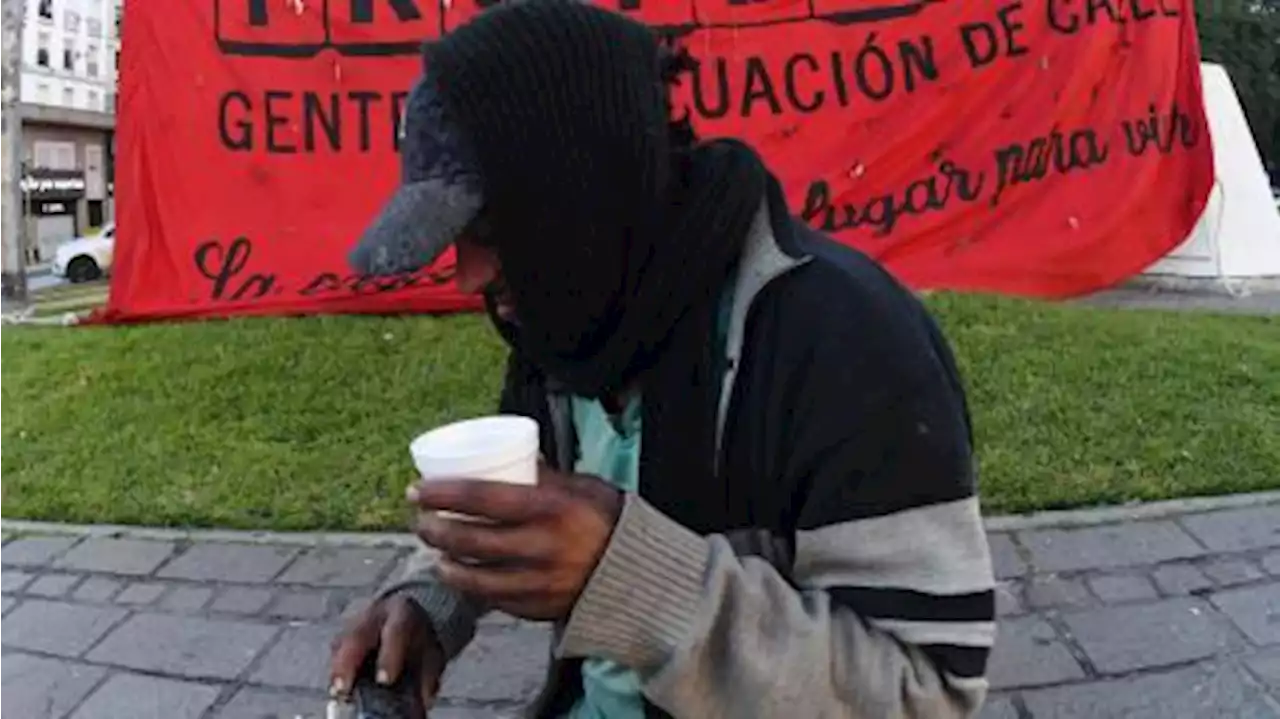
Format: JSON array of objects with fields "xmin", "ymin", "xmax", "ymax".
[
  {"xmin": 418, "ymin": 657, "xmax": 442, "ymax": 715},
  {"xmin": 435, "ymin": 558, "xmax": 544, "ymax": 599},
  {"xmin": 374, "ymin": 598, "xmax": 418, "ymax": 686},
  {"xmin": 409, "ymin": 480, "xmax": 554, "ymax": 523},
  {"xmin": 416, "ymin": 513, "xmax": 551, "ymax": 563},
  {"xmin": 329, "ymin": 605, "xmax": 382, "ymax": 697}
]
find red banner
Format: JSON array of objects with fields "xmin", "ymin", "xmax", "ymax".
[{"xmin": 103, "ymin": 0, "xmax": 1213, "ymax": 322}]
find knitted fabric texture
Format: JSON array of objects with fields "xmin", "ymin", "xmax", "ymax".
[{"xmin": 424, "ymin": 0, "xmax": 764, "ymax": 400}]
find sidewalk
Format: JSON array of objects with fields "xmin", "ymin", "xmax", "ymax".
[
  {"xmin": 1078, "ymin": 287, "xmax": 1280, "ymax": 316},
  {"xmin": 2, "ymin": 500, "xmax": 1278, "ymax": 719}
]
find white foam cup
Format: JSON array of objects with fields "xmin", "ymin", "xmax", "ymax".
[{"xmin": 409, "ymin": 415, "xmax": 540, "ymax": 521}]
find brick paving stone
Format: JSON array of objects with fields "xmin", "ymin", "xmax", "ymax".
[
  {"xmin": 211, "ymin": 586, "xmax": 275, "ymax": 615},
  {"xmin": 439, "ymin": 624, "xmax": 552, "ymax": 704},
  {"xmin": 250, "ymin": 624, "xmax": 335, "ymax": 690},
  {"xmin": 73, "ymin": 577, "xmax": 124, "ymax": 603},
  {"xmin": 1, "ymin": 654, "xmax": 108, "ymax": 719},
  {"xmin": 1262, "ymin": 551, "xmax": 1280, "ymax": 577},
  {"xmin": 1062, "ymin": 598, "xmax": 1239, "ymax": 674},
  {"xmin": 55, "ymin": 538, "xmax": 176, "ymax": 576},
  {"xmin": 1180, "ymin": 506, "xmax": 1280, "ymax": 552},
  {"xmin": 382, "ymin": 553, "xmax": 415, "ymax": 584},
  {"xmin": 341, "ymin": 595, "xmax": 372, "ymax": 620},
  {"xmin": 2, "ymin": 568, "xmax": 35, "ymax": 593},
  {"xmin": 1202, "ymin": 558, "xmax": 1266, "ymax": 587},
  {"xmin": 986, "ymin": 616, "xmax": 1085, "ymax": 690},
  {"xmin": 277, "ymin": 547, "xmax": 399, "ymax": 588},
  {"xmin": 2, "ymin": 600, "xmax": 128, "ymax": 657},
  {"xmin": 27, "ymin": 572, "xmax": 83, "ymax": 597},
  {"xmin": 994, "ymin": 581, "xmax": 1024, "ymax": 616},
  {"xmin": 1244, "ymin": 648, "xmax": 1280, "ymax": 694},
  {"xmin": 1088, "ymin": 573, "xmax": 1159, "ymax": 604},
  {"xmin": 266, "ymin": 590, "xmax": 334, "ymax": 620},
  {"xmin": 158, "ymin": 543, "xmax": 299, "ymax": 584},
  {"xmin": 2, "ymin": 535, "xmax": 79, "ymax": 567},
  {"xmin": 1025, "ymin": 576, "xmax": 1095, "ymax": 610},
  {"xmin": 87, "ymin": 612, "xmax": 278, "ymax": 680},
  {"xmin": 1209, "ymin": 582, "xmax": 1280, "ymax": 646},
  {"xmin": 10, "ymin": 508, "xmax": 1273, "ymax": 716},
  {"xmin": 1153, "ymin": 563, "xmax": 1213, "ymax": 596},
  {"xmin": 70, "ymin": 672, "xmax": 222, "ymax": 719},
  {"xmin": 1021, "ymin": 662, "xmax": 1278, "ymax": 719},
  {"xmin": 977, "ymin": 695, "xmax": 1019, "ymax": 719},
  {"xmin": 215, "ymin": 687, "xmax": 326, "ymax": 719},
  {"xmin": 986, "ymin": 533, "xmax": 1028, "ymax": 579},
  {"xmin": 1017, "ymin": 521, "xmax": 1204, "ymax": 573},
  {"xmin": 162, "ymin": 585, "xmax": 215, "ymax": 612},
  {"xmin": 115, "ymin": 581, "xmax": 168, "ymax": 605}
]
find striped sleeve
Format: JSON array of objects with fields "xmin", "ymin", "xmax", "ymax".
[
  {"xmin": 559, "ymin": 494, "xmax": 995, "ymax": 719},
  {"xmin": 779, "ymin": 286, "xmax": 996, "ymax": 703},
  {"xmin": 795, "ymin": 496, "xmax": 996, "ymax": 685},
  {"xmin": 558, "ymin": 364, "xmax": 996, "ymax": 718},
  {"xmin": 780, "ymin": 283, "xmax": 996, "ymax": 710}
]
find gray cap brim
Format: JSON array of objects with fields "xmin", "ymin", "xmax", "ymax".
[{"xmin": 348, "ymin": 176, "xmax": 483, "ymax": 277}]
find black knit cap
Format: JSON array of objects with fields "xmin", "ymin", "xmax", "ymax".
[
  {"xmin": 423, "ymin": 0, "xmax": 676, "ymax": 361},
  {"xmin": 425, "ymin": 0, "xmax": 672, "ymax": 204}
]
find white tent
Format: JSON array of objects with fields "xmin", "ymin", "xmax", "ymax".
[{"xmin": 1145, "ymin": 63, "xmax": 1280, "ymax": 284}]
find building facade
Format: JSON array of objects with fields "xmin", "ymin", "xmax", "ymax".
[{"xmin": 18, "ymin": 0, "xmax": 120, "ymax": 265}]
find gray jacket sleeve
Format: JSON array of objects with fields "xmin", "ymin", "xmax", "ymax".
[
  {"xmin": 556, "ymin": 494, "xmax": 995, "ymax": 719},
  {"xmin": 378, "ymin": 546, "xmax": 487, "ymax": 661},
  {"xmin": 377, "ymin": 350, "xmax": 528, "ymax": 660}
]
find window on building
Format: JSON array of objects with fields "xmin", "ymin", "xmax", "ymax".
[
  {"xmin": 86, "ymin": 17, "xmax": 102, "ymax": 36},
  {"xmin": 34, "ymin": 141, "xmax": 77, "ymax": 170},
  {"xmin": 105, "ymin": 91, "xmax": 115, "ymax": 113},
  {"xmin": 36, "ymin": 83, "xmax": 51, "ymax": 104},
  {"xmin": 87, "ymin": 90, "xmax": 99, "ymax": 110},
  {"xmin": 38, "ymin": 0, "xmax": 53, "ymax": 21},
  {"xmin": 65, "ymin": 10, "xmax": 80, "ymax": 33},
  {"xmin": 86, "ymin": 43, "xmax": 98, "ymax": 76},
  {"xmin": 62, "ymin": 86, "xmax": 74, "ymax": 107},
  {"xmin": 56, "ymin": 143, "xmax": 77, "ymax": 170},
  {"xmin": 64, "ymin": 39, "xmax": 76, "ymax": 72},
  {"xmin": 34, "ymin": 142, "xmax": 57, "ymax": 168},
  {"xmin": 36, "ymin": 32, "xmax": 51, "ymax": 67}
]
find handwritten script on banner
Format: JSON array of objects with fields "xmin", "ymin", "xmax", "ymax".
[{"xmin": 102, "ymin": 0, "xmax": 1213, "ymax": 321}]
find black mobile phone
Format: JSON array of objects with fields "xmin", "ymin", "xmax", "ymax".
[{"xmin": 349, "ymin": 655, "xmax": 420, "ymax": 719}]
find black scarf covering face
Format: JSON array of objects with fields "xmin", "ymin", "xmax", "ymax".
[{"xmin": 434, "ymin": 0, "xmax": 768, "ymax": 533}]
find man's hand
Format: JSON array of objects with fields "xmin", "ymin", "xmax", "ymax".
[
  {"xmin": 329, "ymin": 595, "xmax": 445, "ymax": 718},
  {"xmin": 409, "ymin": 468, "xmax": 623, "ymax": 621}
]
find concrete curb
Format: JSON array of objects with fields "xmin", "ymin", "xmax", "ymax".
[
  {"xmin": 3, "ymin": 490, "xmax": 1279, "ymax": 545},
  {"xmin": 0, "ymin": 521, "xmax": 422, "ymax": 548},
  {"xmin": 982, "ymin": 489, "xmax": 1280, "ymax": 532},
  {"xmin": 1124, "ymin": 274, "xmax": 1280, "ymax": 296}
]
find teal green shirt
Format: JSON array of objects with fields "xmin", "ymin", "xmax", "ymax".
[
  {"xmin": 565, "ymin": 283, "xmax": 735, "ymax": 719},
  {"xmin": 566, "ymin": 393, "xmax": 645, "ymax": 719}
]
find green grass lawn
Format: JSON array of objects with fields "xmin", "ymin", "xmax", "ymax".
[{"xmin": 2, "ymin": 294, "xmax": 1277, "ymax": 531}]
